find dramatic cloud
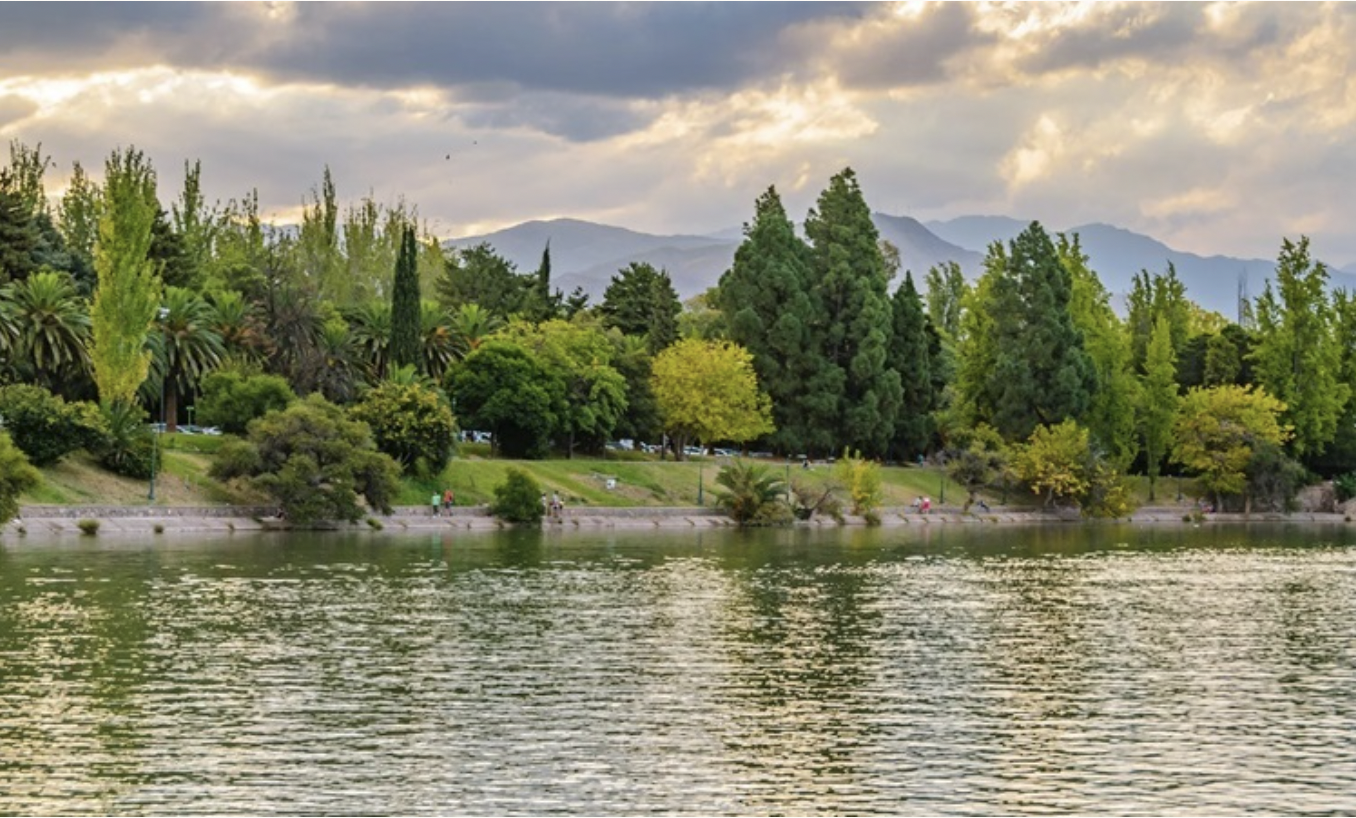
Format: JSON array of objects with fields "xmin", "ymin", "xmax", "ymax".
[{"xmin": 0, "ymin": 2, "xmax": 1354, "ymax": 264}]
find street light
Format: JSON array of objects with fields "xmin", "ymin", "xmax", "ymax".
[
  {"xmin": 148, "ymin": 307, "xmax": 169, "ymax": 503},
  {"xmin": 697, "ymin": 461, "xmax": 704, "ymax": 506}
]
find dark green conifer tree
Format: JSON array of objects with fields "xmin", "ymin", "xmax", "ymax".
[
  {"xmin": 716, "ymin": 186, "xmax": 830, "ymax": 454},
  {"xmin": 804, "ymin": 168, "xmax": 901, "ymax": 456},
  {"xmin": 389, "ymin": 225, "xmax": 421, "ymax": 372},
  {"xmin": 600, "ymin": 261, "xmax": 680, "ymax": 355},
  {"xmin": 889, "ymin": 271, "xmax": 934, "ymax": 459}
]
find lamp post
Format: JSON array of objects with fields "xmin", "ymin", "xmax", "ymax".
[
  {"xmin": 148, "ymin": 307, "xmax": 169, "ymax": 503},
  {"xmin": 697, "ymin": 461, "xmax": 704, "ymax": 506}
]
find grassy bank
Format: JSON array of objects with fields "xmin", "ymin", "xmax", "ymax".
[{"xmin": 22, "ymin": 434, "xmax": 1205, "ymax": 513}]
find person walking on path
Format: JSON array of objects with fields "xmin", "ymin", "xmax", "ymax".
[{"xmin": 431, "ymin": 492, "xmax": 441, "ymax": 517}]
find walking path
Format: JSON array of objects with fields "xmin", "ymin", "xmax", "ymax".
[{"xmin": 5, "ymin": 503, "xmax": 1350, "ymax": 538}]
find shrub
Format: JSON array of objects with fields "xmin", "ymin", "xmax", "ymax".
[
  {"xmin": 833, "ymin": 449, "xmax": 882, "ymax": 516},
  {"xmin": 77, "ymin": 519, "xmax": 99, "ymax": 536},
  {"xmin": 490, "ymin": 467, "xmax": 545, "ymax": 524},
  {"xmin": 207, "ymin": 394, "xmax": 401, "ymax": 525},
  {"xmin": 197, "ymin": 370, "xmax": 296, "ymax": 435},
  {"xmin": 94, "ymin": 401, "xmax": 154, "ymax": 479},
  {"xmin": 0, "ymin": 430, "xmax": 40, "ymax": 524},
  {"xmin": 349, "ymin": 380, "xmax": 457, "ymax": 475},
  {"xmin": 0, "ymin": 384, "xmax": 104, "ymax": 466},
  {"xmin": 153, "ymin": 524, "xmax": 164, "ymax": 534},
  {"xmin": 790, "ymin": 478, "xmax": 842, "ymax": 522},
  {"xmin": 1334, "ymin": 472, "xmax": 1356, "ymax": 504},
  {"xmin": 714, "ymin": 460, "xmax": 789, "ymax": 526}
]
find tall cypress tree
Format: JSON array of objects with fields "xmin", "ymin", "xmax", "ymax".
[
  {"xmin": 804, "ymin": 168, "xmax": 901, "ymax": 456},
  {"xmin": 888, "ymin": 271, "xmax": 933, "ymax": 459},
  {"xmin": 388, "ymin": 225, "xmax": 421, "ymax": 372},
  {"xmin": 717, "ymin": 186, "xmax": 831, "ymax": 454}
]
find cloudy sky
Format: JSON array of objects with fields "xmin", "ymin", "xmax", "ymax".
[{"xmin": 1, "ymin": 2, "xmax": 1353, "ymax": 264}]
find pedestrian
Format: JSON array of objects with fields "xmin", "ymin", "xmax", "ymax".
[
  {"xmin": 431, "ymin": 492, "xmax": 441, "ymax": 517},
  {"xmin": 551, "ymin": 491, "xmax": 562, "ymax": 519},
  {"xmin": 442, "ymin": 488, "xmax": 453, "ymax": 515}
]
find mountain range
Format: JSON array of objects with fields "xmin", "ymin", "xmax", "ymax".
[{"xmin": 446, "ymin": 215, "xmax": 1356, "ymax": 317}]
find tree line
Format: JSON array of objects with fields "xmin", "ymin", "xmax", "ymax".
[{"xmin": 1, "ymin": 138, "xmax": 1354, "ymax": 519}]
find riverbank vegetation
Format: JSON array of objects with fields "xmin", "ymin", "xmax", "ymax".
[{"xmin": 1, "ymin": 139, "xmax": 1353, "ymax": 523}]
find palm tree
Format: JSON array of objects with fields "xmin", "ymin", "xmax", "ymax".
[
  {"xmin": 150, "ymin": 286, "xmax": 224, "ymax": 432},
  {"xmin": 4, "ymin": 270, "xmax": 91, "ymax": 393},
  {"xmin": 346, "ymin": 300, "xmax": 392, "ymax": 383},
  {"xmin": 0, "ymin": 296, "xmax": 19, "ymax": 380},
  {"xmin": 314, "ymin": 319, "xmax": 361, "ymax": 404},
  {"xmin": 210, "ymin": 289, "xmax": 272, "ymax": 365},
  {"xmin": 449, "ymin": 303, "xmax": 503, "ymax": 360},
  {"xmin": 713, "ymin": 461, "xmax": 788, "ymax": 526},
  {"xmin": 420, "ymin": 300, "xmax": 457, "ymax": 382}
]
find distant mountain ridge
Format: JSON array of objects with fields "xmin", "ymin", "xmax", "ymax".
[{"xmin": 446, "ymin": 215, "xmax": 1356, "ymax": 317}]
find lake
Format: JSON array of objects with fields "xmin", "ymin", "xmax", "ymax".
[{"xmin": 2, "ymin": 523, "xmax": 1354, "ymax": 815}]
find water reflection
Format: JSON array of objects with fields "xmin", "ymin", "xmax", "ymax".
[{"xmin": 1, "ymin": 525, "xmax": 1354, "ymax": 815}]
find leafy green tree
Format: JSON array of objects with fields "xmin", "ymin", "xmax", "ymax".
[
  {"xmin": 497, "ymin": 318, "xmax": 627, "ymax": 456},
  {"xmin": 717, "ymin": 186, "xmax": 829, "ymax": 454},
  {"xmin": 435, "ymin": 243, "xmax": 530, "ymax": 318},
  {"xmin": 0, "ymin": 429, "xmax": 40, "ymax": 524},
  {"xmin": 1127, "ymin": 264, "xmax": 1191, "ymax": 372},
  {"xmin": 170, "ymin": 159, "xmax": 218, "ymax": 288},
  {"xmin": 1061, "ymin": 234, "xmax": 1137, "ymax": 466},
  {"xmin": 490, "ymin": 467, "xmax": 545, "ymax": 524},
  {"xmin": 608, "ymin": 331, "xmax": 663, "ymax": 446},
  {"xmin": 89, "ymin": 147, "xmax": 161, "ymax": 407},
  {"xmin": 925, "ymin": 260, "xmax": 967, "ymax": 344},
  {"xmin": 949, "ymin": 249, "xmax": 1004, "ymax": 434},
  {"xmin": 149, "ymin": 208, "xmax": 194, "ymax": 288},
  {"xmin": 1244, "ymin": 441, "xmax": 1307, "ymax": 513},
  {"xmin": 209, "ymin": 393, "xmax": 401, "ymax": 524},
  {"xmin": 389, "ymin": 225, "xmax": 421, "ymax": 372},
  {"xmin": 889, "ymin": 271, "xmax": 934, "ymax": 459},
  {"xmin": 600, "ymin": 261, "xmax": 681, "ymax": 355},
  {"xmin": 350, "ymin": 380, "xmax": 457, "ymax": 475},
  {"xmin": 313, "ymin": 318, "xmax": 362, "ymax": 404},
  {"xmin": 0, "ymin": 384, "xmax": 102, "ymax": 466},
  {"xmin": 1202, "ymin": 330, "xmax": 1242, "ymax": 386},
  {"xmin": 297, "ymin": 166, "xmax": 344, "ymax": 303},
  {"xmin": 446, "ymin": 340, "xmax": 563, "ymax": 459},
  {"xmin": 1251, "ymin": 237, "xmax": 1350, "ymax": 460},
  {"xmin": 197, "ymin": 369, "xmax": 296, "ymax": 435},
  {"xmin": 2, "ymin": 270, "xmax": 91, "ymax": 393},
  {"xmin": 1012, "ymin": 419, "xmax": 1093, "ymax": 509},
  {"xmin": 57, "ymin": 160, "xmax": 103, "ymax": 284},
  {"xmin": 210, "ymin": 289, "xmax": 271, "ymax": 366},
  {"xmin": 1172, "ymin": 384, "xmax": 1289, "ymax": 508},
  {"xmin": 1139, "ymin": 316, "xmax": 1179, "ymax": 501},
  {"xmin": 714, "ymin": 460, "xmax": 790, "ymax": 526},
  {"xmin": 522, "ymin": 242, "xmax": 562, "ymax": 323},
  {"xmin": 804, "ymin": 168, "xmax": 901, "ymax": 456},
  {"xmin": 947, "ymin": 424, "xmax": 1009, "ymax": 510},
  {"xmin": 150, "ymin": 286, "xmax": 224, "ymax": 432},
  {"xmin": 650, "ymin": 338, "xmax": 773, "ymax": 460}
]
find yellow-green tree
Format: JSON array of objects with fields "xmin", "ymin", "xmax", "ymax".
[
  {"xmin": 1172, "ymin": 384, "xmax": 1290, "ymax": 507},
  {"xmin": 1011, "ymin": 419, "xmax": 1092, "ymax": 508},
  {"xmin": 89, "ymin": 147, "xmax": 161, "ymax": 406},
  {"xmin": 651, "ymin": 338, "xmax": 773, "ymax": 460}
]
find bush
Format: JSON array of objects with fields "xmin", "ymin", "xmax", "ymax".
[
  {"xmin": 1334, "ymin": 472, "xmax": 1356, "ymax": 504},
  {"xmin": 714, "ymin": 460, "xmax": 789, "ymax": 526},
  {"xmin": 790, "ymin": 478, "xmax": 842, "ymax": 522},
  {"xmin": 207, "ymin": 394, "xmax": 401, "ymax": 525},
  {"xmin": 833, "ymin": 449, "xmax": 882, "ymax": 515},
  {"xmin": 77, "ymin": 519, "xmax": 99, "ymax": 536},
  {"xmin": 94, "ymin": 401, "xmax": 154, "ymax": 479},
  {"xmin": 0, "ymin": 430, "xmax": 40, "ymax": 524},
  {"xmin": 197, "ymin": 370, "xmax": 296, "ymax": 435},
  {"xmin": 490, "ymin": 467, "xmax": 545, "ymax": 524},
  {"xmin": 0, "ymin": 384, "xmax": 104, "ymax": 466},
  {"xmin": 349, "ymin": 380, "xmax": 457, "ymax": 475}
]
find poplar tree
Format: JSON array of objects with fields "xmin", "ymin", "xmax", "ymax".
[
  {"xmin": 389, "ymin": 224, "xmax": 421, "ymax": 372},
  {"xmin": 1140, "ymin": 316, "xmax": 1179, "ymax": 500},
  {"xmin": 1251, "ymin": 236, "xmax": 1350, "ymax": 459},
  {"xmin": 89, "ymin": 147, "xmax": 161, "ymax": 406},
  {"xmin": 804, "ymin": 168, "xmax": 901, "ymax": 456}
]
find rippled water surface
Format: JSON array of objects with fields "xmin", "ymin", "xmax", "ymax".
[{"xmin": 2, "ymin": 524, "xmax": 1355, "ymax": 815}]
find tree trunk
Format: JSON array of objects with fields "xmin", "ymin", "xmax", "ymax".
[{"xmin": 165, "ymin": 380, "xmax": 178, "ymax": 433}]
